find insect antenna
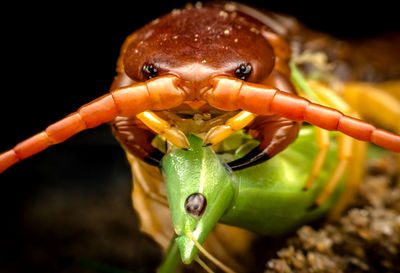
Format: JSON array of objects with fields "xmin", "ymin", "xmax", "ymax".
[
  {"xmin": 185, "ymin": 231, "xmax": 236, "ymax": 273},
  {"xmin": 194, "ymin": 256, "xmax": 215, "ymax": 273}
]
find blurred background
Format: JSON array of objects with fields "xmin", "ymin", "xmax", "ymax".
[{"xmin": 0, "ymin": 1, "xmax": 399, "ymax": 272}]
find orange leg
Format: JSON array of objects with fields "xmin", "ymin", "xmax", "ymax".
[
  {"xmin": 303, "ymin": 127, "xmax": 331, "ymax": 190},
  {"xmin": 0, "ymin": 75, "xmax": 186, "ymax": 173},
  {"xmin": 136, "ymin": 111, "xmax": 190, "ymax": 149},
  {"xmin": 301, "ymin": 81, "xmax": 366, "ymax": 210},
  {"xmin": 327, "ymin": 140, "xmax": 367, "ymax": 220},
  {"xmin": 343, "ymin": 81, "xmax": 400, "ymax": 184},
  {"xmin": 203, "ymin": 111, "xmax": 257, "ymax": 146},
  {"xmin": 203, "ymin": 76, "xmax": 400, "ymax": 153},
  {"xmin": 295, "ymin": 82, "xmax": 332, "ymax": 191},
  {"xmin": 314, "ymin": 134, "xmax": 353, "ymax": 206},
  {"xmin": 298, "ymin": 81, "xmax": 346, "ymax": 201}
]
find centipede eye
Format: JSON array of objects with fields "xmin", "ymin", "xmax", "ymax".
[
  {"xmin": 142, "ymin": 63, "xmax": 158, "ymax": 79},
  {"xmin": 185, "ymin": 193, "xmax": 207, "ymax": 217},
  {"xmin": 235, "ymin": 63, "xmax": 252, "ymax": 81}
]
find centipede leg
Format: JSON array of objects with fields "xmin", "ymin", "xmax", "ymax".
[
  {"xmin": 342, "ymin": 82, "xmax": 400, "ymax": 133},
  {"xmin": 373, "ymin": 82, "xmax": 400, "ymax": 184},
  {"xmin": 136, "ymin": 111, "xmax": 190, "ymax": 149},
  {"xmin": 305, "ymin": 81, "xmax": 361, "ymax": 208},
  {"xmin": 303, "ymin": 127, "xmax": 331, "ymax": 190},
  {"xmin": 203, "ymin": 111, "xmax": 256, "ymax": 146},
  {"xmin": 343, "ymin": 81, "xmax": 400, "ymax": 183},
  {"xmin": 328, "ymin": 140, "xmax": 367, "ymax": 220},
  {"xmin": 314, "ymin": 134, "xmax": 353, "ymax": 206},
  {"xmin": 297, "ymin": 85, "xmax": 331, "ymax": 191}
]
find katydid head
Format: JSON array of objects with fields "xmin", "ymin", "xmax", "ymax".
[{"xmin": 161, "ymin": 134, "xmax": 236, "ymax": 264}]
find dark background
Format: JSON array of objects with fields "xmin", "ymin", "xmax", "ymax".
[{"xmin": 1, "ymin": 1, "xmax": 399, "ymax": 272}]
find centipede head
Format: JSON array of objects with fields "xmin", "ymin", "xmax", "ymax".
[{"xmin": 123, "ymin": 3, "xmax": 275, "ymax": 97}]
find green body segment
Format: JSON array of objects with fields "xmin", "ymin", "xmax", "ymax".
[
  {"xmin": 161, "ymin": 127, "xmax": 343, "ymax": 264},
  {"xmin": 220, "ymin": 127, "xmax": 342, "ymax": 235}
]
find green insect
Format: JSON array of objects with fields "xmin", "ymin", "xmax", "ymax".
[{"xmin": 157, "ymin": 127, "xmax": 344, "ymax": 272}]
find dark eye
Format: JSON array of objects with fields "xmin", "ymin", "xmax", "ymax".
[
  {"xmin": 235, "ymin": 63, "xmax": 252, "ymax": 81},
  {"xmin": 142, "ymin": 63, "xmax": 158, "ymax": 79},
  {"xmin": 185, "ymin": 193, "xmax": 207, "ymax": 217}
]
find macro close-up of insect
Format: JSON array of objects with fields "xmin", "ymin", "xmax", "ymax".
[{"xmin": 1, "ymin": 1, "xmax": 400, "ymax": 273}]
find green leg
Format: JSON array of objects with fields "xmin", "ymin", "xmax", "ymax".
[{"xmin": 157, "ymin": 236, "xmax": 181, "ymax": 273}]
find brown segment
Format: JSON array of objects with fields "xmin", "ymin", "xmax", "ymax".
[
  {"xmin": 111, "ymin": 116, "xmax": 160, "ymax": 163},
  {"xmin": 247, "ymin": 115, "xmax": 300, "ymax": 157}
]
